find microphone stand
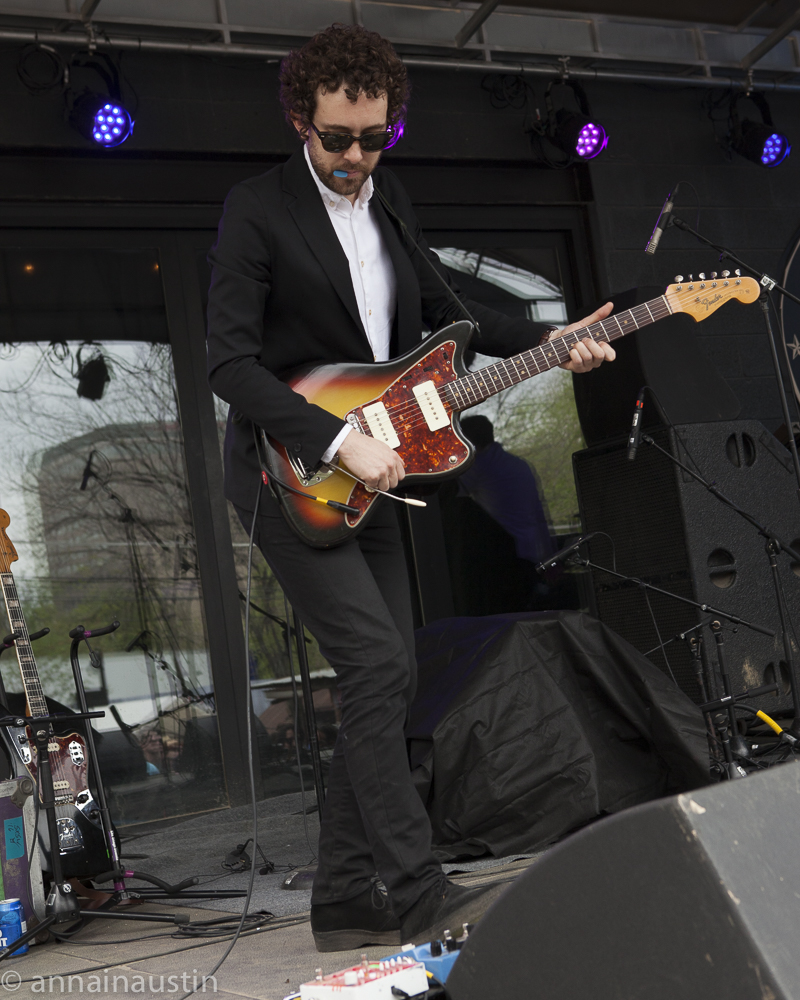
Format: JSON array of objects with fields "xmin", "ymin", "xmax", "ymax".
[
  {"xmin": 569, "ymin": 554, "xmax": 774, "ymax": 640},
  {"xmin": 667, "ymin": 214, "xmax": 800, "ymax": 502},
  {"xmin": 570, "ymin": 552, "xmax": 774, "ymax": 778},
  {"xmin": 640, "ymin": 431, "xmax": 800, "ymax": 740}
]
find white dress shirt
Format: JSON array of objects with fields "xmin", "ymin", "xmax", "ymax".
[{"xmin": 303, "ymin": 145, "xmax": 397, "ymax": 461}]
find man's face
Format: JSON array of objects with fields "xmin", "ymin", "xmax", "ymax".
[{"xmin": 300, "ymin": 87, "xmax": 389, "ymax": 199}]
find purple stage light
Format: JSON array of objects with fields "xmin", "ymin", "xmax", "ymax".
[
  {"xmin": 384, "ymin": 120, "xmax": 405, "ymax": 150},
  {"xmin": 575, "ymin": 121, "xmax": 608, "ymax": 159}
]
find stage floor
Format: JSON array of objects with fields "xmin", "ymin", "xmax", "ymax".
[
  {"xmin": 8, "ymin": 792, "xmax": 536, "ymax": 998},
  {"xmin": 11, "ymin": 861, "xmax": 533, "ymax": 999}
]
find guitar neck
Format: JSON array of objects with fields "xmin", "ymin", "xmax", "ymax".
[
  {"xmin": 446, "ymin": 294, "xmax": 671, "ymax": 410},
  {"xmin": 0, "ymin": 572, "xmax": 48, "ymax": 718}
]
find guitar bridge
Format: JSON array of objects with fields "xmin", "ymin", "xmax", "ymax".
[{"xmin": 287, "ymin": 454, "xmax": 336, "ymax": 488}]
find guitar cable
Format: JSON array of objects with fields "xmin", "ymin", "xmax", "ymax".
[
  {"xmin": 254, "ymin": 427, "xmax": 360, "ymax": 516},
  {"xmin": 172, "ymin": 471, "xmax": 265, "ymax": 1000}
]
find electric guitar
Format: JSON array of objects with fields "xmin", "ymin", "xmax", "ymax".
[
  {"xmin": 0, "ymin": 508, "xmax": 108, "ymax": 878},
  {"xmin": 262, "ymin": 275, "xmax": 760, "ymax": 548}
]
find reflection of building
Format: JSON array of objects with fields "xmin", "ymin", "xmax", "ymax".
[
  {"xmin": 36, "ymin": 421, "xmax": 197, "ymax": 602},
  {"xmin": 34, "ymin": 420, "xmax": 209, "ymax": 709}
]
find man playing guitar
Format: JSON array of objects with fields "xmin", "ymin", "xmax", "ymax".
[{"xmin": 206, "ymin": 23, "xmax": 614, "ymax": 953}]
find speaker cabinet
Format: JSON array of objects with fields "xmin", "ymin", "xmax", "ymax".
[
  {"xmin": 447, "ymin": 762, "xmax": 800, "ymax": 1000},
  {"xmin": 573, "ymin": 420, "xmax": 800, "ymax": 708}
]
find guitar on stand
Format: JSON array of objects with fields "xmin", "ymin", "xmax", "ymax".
[{"xmin": 0, "ymin": 508, "xmax": 108, "ymax": 878}]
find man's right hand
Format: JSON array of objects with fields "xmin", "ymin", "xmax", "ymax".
[{"xmin": 336, "ymin": 431, "xmax": 405, "ymax": 492}]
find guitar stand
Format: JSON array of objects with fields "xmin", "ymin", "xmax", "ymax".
[
  {"xmin": 66, "ymin": 623, "xmax": 246, "ymax": 904},
  {"xmin": 0, "ymin": 709, "xmax": 192, "ymax": 963},
  {"xmin": 0, "ymin": 618, "xmax": 254, "ymax": 962}
]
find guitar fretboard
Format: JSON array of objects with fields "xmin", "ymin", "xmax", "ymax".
[
  {"xmin": 444, "ymin": 295, "xmax": 672, "ymax": 410},
  {"xmin": 0, "ymin": 573, "xmax": 47, "ymax": 718}
]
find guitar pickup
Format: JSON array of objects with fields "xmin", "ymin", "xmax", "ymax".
[
  {"xmin": 53, "ymin": 780, "xmax": 70, "ymax": 791},
  {"xmin": 413, "ymin": 381, "xmax": 449, "ymax": 431},
  {"xmin": 361, "ymin": 402, "xmax": 401, "ymax": 449}
]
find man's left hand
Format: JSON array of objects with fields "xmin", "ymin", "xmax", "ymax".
[{"xmin": 557, "ymin": 301, "xmax": 616, "ymax": 373}]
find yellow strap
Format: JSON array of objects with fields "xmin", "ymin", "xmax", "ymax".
[{"xmin": 756, "ymin": 710, "xmax": 784, "ymax": 735}]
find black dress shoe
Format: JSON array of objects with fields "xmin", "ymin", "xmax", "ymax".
[
  {"xmin": 399, "ymin": 878, "xmax": 501, "ymax": 945},
  {"xmin": 311, "ymin": 885, "xmax": 401, "ymax": 953}
]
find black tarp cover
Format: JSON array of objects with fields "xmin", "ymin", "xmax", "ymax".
[{"xmin": 408, "ymin": 611, "xmax": 710, "ymax": 860}]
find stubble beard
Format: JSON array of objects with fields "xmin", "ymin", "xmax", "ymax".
[{"xmin": 307, "ymin": 141, "xmax": 377, "ymax": 196}]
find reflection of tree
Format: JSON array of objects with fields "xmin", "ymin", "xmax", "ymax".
[
  {"xmin": 0, "ymin": 341, "xmax": 210, "ymax": 706},
  {"xmin": 466, "ymin": 368, "xmax": 584, "ymax": 529}
]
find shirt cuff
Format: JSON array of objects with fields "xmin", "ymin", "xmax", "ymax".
[{"xmin": 321, "ymin": 425, "xmax": 352, "ymax": 464}]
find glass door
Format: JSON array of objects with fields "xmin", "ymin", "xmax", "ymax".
[{"xmin": 0, "ymin": 244, "xmax": 229, "ymax": 825}]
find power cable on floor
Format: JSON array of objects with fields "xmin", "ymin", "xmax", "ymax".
[{"xmin": 12, "ymin": 914, "xmax": 310, "ymax": 984}]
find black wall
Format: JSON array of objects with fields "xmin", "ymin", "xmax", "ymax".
[{"xmin": 1, "ymin": 42, "xmax": 799, "ymax": 428}]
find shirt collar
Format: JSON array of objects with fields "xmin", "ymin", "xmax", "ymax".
[{"xmin": 303, "ymin": 143, "xmax": 374, "ymax": 210}]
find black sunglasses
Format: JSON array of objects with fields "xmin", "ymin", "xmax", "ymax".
[{"xmin": 309, "ymin": 121, "xmax": 396, "ymax": 153}]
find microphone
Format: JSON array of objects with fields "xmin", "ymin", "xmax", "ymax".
[
  {"xmin": 80, "ymin": 450, "xmax": 95, "ymax": 491},
  {"xmin": 536, "ymin": 532, "xmax": 598, "ymax": 574},
  {"xmin": 645, "ymin": 184, "xmax": 679, "ymax": 255},
  {"xmin": 627, "ymin": 388, "xmax": 646, "ymax": 461}
]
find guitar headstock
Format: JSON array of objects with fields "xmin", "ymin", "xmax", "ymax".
[
  {"xmin": 665, "ymin": 271, "xmax": 759, "ymax": 322},
  {"xmin": 0, "ymin": 509, "xmax": 18, "ymax": 574}
]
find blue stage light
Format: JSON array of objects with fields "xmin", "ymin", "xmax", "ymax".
[
  {"xmin": 90, "ymin": 101, "xmax": 133, "ymax": 147},
  {"xmin": 729, "ymin": 92, "xmax": 791, "ymax": 168}
]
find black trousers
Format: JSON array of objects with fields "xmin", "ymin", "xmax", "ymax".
[{"xmin": 235, "ymin": 493, "xmax": 443, "ymax": 914}]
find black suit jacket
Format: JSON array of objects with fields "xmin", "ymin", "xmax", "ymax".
[{"xmin": 206, "ymin": 149, "xmax": 549, "ymax": 511}]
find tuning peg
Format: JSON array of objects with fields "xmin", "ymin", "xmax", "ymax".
[
  {"xmin": 710, "ymin": 272, "xmax": 717, "ymax": 279},
  {"xmin": 721, "ymin": 270, "xmax": 730, "ymax": 278},
  {"xmin": 688, "ymin": 274, "xmax": 693, "ymax": 282},
  {"xmin": 698, "ymin": 272, "xmax": 706, "ymax": 280},
  {"xmin": 674, "ymin": 275, "xmax": 684, "ymax": 283},
  {"xmin": 734, "ymin": 269, "xmax": 741, "ymax": 276}
]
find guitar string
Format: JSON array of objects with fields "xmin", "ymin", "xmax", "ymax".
[
  {"xmin": 1, "ymin": 571, "xmax": 76, "ymax": 814},
  {"xmin": 373, "ymin": 296, "xmax": 672, "ymax": 425},
  {"xmin": 346, "ymin": 279, "xmax": 746, "ymax": 442},
  {"xmin": 362, "ymin": 297, "xmax": 671, "ymax": 435},
  {"xmin": 361, "ymin": 282, "xmax": 745, "ymax": 432}
]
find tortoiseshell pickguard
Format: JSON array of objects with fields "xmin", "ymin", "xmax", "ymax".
[
  {"xmin": 345, "ymin": 342, "xmax": 469, "ymax": 527},
  {"xmin": 262, "ymin": 322, "xmax": 477, "ymax": 547}
]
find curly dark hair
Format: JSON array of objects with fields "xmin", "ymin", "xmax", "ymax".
[{"xmin": 279, "ymin": 24, "xmax": 409, "ymax": 136}]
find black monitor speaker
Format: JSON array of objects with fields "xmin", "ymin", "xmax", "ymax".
[{"xmin": 447, "ymin": 762, "xmax": 800, "ymax": 1000}]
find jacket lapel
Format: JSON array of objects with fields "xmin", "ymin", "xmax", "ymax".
[{"xmin": 282, "ymin": 150, "xmax": 368, "ymax": 343}]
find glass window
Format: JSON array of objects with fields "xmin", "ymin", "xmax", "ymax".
[
  {"xmin": 0, "ymin": 248, "xmax": 227, "ymax": 827},
  {"xmin": 197, "ymin": 249, "xmax": 337, "ymax": 798},
  {"xmin": 432, "ymin": 246, "xmax": 585, "ymax": 615}
]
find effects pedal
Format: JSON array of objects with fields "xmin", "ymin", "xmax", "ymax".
[{"xmin": 298, "ymin": 954, "xmax": 427, "ymax": 999}]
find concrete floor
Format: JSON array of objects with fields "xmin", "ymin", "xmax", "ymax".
[{"xmin": 8, "ymin": 861, "xmax": 532, "ymax": 1000}]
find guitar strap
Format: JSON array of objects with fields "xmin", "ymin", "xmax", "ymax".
[{"xmin": 373, "ymin": 187, "xmax": 481, "ymax": 335}]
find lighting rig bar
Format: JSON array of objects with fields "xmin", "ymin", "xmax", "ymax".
[{"xmin": 0, "ymin": 1, "xmax": 800, "ymax": 90}]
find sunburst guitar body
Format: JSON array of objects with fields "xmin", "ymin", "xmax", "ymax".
[{"xmin": 261, "ymin": 276, "xmax": 760, "ymax": 548}]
